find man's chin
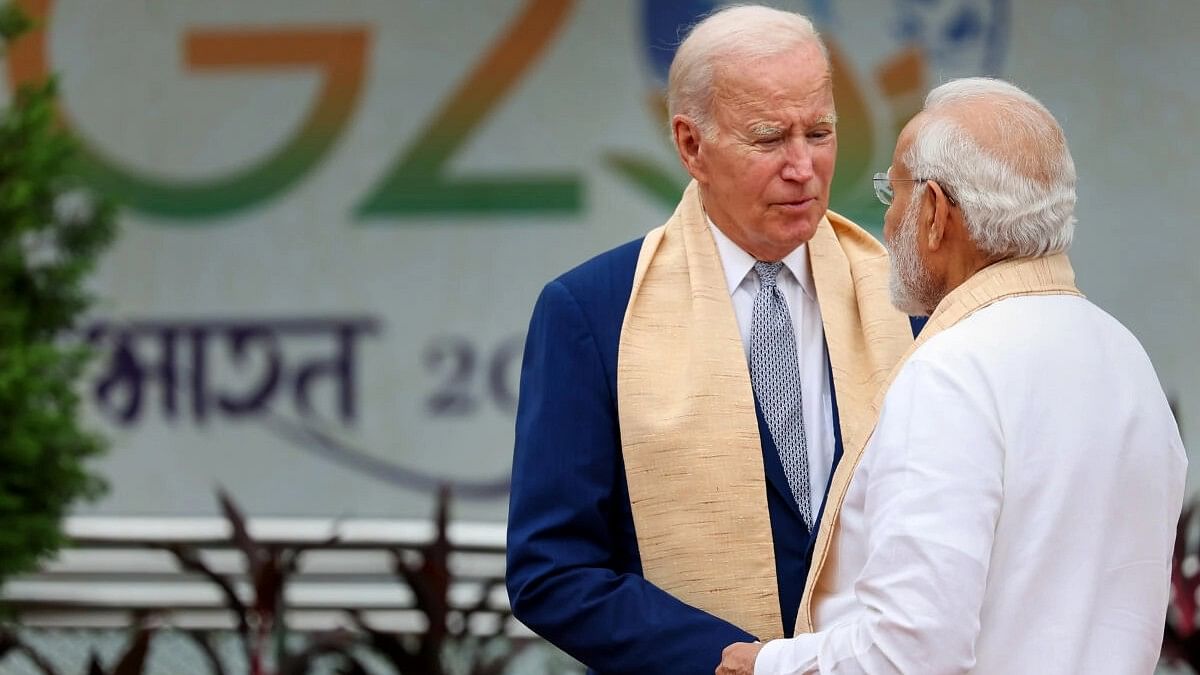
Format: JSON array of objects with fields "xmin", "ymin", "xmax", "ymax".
[
  {"xmin": 889, "ymin": 295, "xmax": 930, "ymax": 317},
  {"xmin": 889, "ymin": 280, "xmax": 934, "ymax": 317},
  {"xmin": 770, "ymin": 216, "xmax": 822, "ymax": 248}
]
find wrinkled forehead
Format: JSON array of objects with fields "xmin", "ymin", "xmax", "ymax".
[{"xmin": 710, "ymin": 56, "xmax": 835, "ymax": 124}]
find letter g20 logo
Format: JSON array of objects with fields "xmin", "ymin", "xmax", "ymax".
[{"xmin": 6, "ymin": 0, "xmax": 581, "ymax": 223}]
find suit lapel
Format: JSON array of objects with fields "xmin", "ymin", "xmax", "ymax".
[{"xmin": 805, "ymin": 343, "xmax": 843, "ymax": 559}]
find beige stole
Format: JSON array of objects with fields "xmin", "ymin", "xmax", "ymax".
[
  {"xmin": 794, "ymin": 253, "xmax": 1083, "ymax": 633},
  {"xmin": 616, "ymin": 181, "xmax": 913, "ymax": 639}
]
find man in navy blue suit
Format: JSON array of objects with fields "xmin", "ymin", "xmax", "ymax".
[{"xmin": 506, "ymin": 6, "xmax": 917, "ymax": 673}]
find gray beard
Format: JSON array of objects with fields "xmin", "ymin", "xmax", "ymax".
[{"xmin": 886, "ymin": 196, "xmax": 943, "ymax": 316}]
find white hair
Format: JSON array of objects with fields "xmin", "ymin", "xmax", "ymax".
[
  {"xmin": 667, "ymin": 5, "xmax": 829, "ymax": 139},
  {"xmin": 903, "ymin": 77, "xmax": 1077, "ymax": 258}
]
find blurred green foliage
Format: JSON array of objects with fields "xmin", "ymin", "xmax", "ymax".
[{"xmin": 0, "ymin": 1, "xmax": 117, "ymax": 583}]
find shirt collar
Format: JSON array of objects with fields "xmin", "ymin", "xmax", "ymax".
[{"xmin": 708, "ymin": 218, "xmax": 817, "ymax": 302}]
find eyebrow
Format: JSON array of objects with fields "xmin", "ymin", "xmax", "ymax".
[
  {"xmin": 749, "ymin": 123, "xmax": 784, "ymax": 138},
  {"xmin": 749, "ymin": 113, "xmax": 838, "ymax": 139}
]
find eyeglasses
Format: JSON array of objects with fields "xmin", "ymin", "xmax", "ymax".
[{"xmin": 872, "ymin": 172, "xmax": 958, "ymax": 207}]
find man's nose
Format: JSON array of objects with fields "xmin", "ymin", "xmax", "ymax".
[{"xmin": 781, "ymin": 138, "xmax": 815, "ymax": 182}]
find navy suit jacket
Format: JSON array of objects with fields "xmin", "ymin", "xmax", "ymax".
[{"xmin": 506, "ymin": 238, "xmax": 921, "ymax": 674}]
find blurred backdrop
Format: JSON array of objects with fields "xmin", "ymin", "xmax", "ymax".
[{"xmin": 0, "ymin": 1, "xmax": 1197, "ymax": 673}]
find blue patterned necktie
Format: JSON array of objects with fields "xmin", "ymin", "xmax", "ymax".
[{"xmin": 750, "ymin": 261, "xmax": 813, "ymax": 529}]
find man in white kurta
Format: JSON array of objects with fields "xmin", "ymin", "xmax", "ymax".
[
  {"xmin": 756, "ymin": 275, "xmax": 1186, "ymax": 673},
  {"xmin": 718, "ymin": 77, "xmax": 1187, "ymax": 675}
]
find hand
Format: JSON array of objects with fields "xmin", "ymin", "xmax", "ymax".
[{"xmin": 716, "ymin": 641, "xmax": 764, "ymax": 675}]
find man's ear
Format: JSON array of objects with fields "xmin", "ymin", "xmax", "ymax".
[
  {"xmin": 923, "ymin": 180, "xmax": 951, "ymax": 252},
  {"xmin": 672, "ymin": 115, "xmax": 706, "ymax": 182}
]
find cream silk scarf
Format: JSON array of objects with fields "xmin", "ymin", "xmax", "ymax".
[
  {"xmin": 616, "ymin": 181, "xmax": 913, "ymax": 638},
  {"xmin": 794, "ymin": 253, "xmax": 1082, "ymax": 633}
]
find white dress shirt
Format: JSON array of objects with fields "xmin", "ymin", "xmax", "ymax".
[
  {"xmin": 709, "ymin": 221, "xmax": 834, "ymax": 520},
  {"xmin": 755, "ymin": 294, "xmax": 1187, "ymax": 674}
]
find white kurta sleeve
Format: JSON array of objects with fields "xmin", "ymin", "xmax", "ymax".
[{"xmin": 755, "ymin": 354, "xmax": 1005, "ymax": 675}]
